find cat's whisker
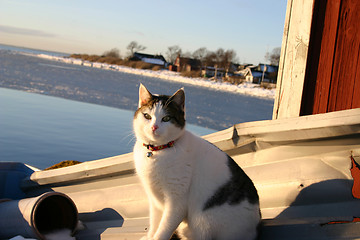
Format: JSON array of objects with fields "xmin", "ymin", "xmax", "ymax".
[
  {"xmin": 121, "ymin": 130, "xmax": 135, "ymax": 141},
  {"xmin": 121, "ymin": 131, "xmax": 137, "ymax": 147}
]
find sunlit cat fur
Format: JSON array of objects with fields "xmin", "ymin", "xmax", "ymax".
[{"xmin": 133, "ymin": 84, "xmax": 260, "ymax": 240}]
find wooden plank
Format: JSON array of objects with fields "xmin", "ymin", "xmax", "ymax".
[
  {"xmin": 311, "ymin": 1, "xmax": 341, "ymax": 114},
  {"xmin": 347, "ymin": 0, "xmax": 360, "ymax": 110},
  {"xmin": 352, "ymin": 50, "xmax": 360, "ymax": 108},
  {"xmin": 300, "ymin": 0, "xmax": 341, "ymax": 115},
  {"xmin": 272, "ymin": 0, "xmax": 293, "ymax": 119},
  {"xmin": 273, "ymin": 0, "xmax": 315, "ymax": 119},
  {"xmin": 300, "ymin": 0, "xmax": 329, "ymax": 115},
  {"xmin": 328, "ymin": 0, "xmax": 360, "ymax": 112}
]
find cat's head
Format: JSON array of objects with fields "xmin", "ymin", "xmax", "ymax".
[{"xmin": 133, "ymin": 84, "xmax": 186, "ymax": 145}]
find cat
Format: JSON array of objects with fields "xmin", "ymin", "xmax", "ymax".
[{"xmin": 133, "ymin": 84, "xmax": 260, "ymax": 240}]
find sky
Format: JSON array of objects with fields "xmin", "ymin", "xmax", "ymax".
[{"xmin": 0, "ymin": 0, "xmax": 287, "ymax": 64}]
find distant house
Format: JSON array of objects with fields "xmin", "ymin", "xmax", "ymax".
[
  {"xmin": 170, "ymin": 56, "xmax": 202, "ymax": 72},
  {"xmin": 255, "ymin": 64, "xmax": 278, "ymax": 83},
  {"xmin": 257, "ymin": 64, "xmax": 279, "ymax": 73},
  {"xmin": 236, "ymin": 64, "xmax": 278, "ymax": 83},
  {"xmin": 202, "ymin": 66, "xmax": 227, "ymax": 79},
  {"xmin": 235, "ymin": 66, "xmax": 254, "ymax": 82},
  {"xmin": 130, "ymin": 52, "xmax": 167, "ymax": 67}
]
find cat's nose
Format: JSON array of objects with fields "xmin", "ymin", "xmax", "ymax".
[{"xmin": 151, "ymin": 125, "xmax": 159, "ymax": 132}]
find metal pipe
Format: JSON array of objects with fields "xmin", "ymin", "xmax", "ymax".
[{"xmin": 0, "ymin": 192, "xmax": 78, "ymax": 240}]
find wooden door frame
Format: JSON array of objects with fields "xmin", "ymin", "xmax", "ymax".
[{"xmin": 273, "ymin": 0, "xmax": 315, "ymax": 119}]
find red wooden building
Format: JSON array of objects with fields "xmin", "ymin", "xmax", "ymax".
[{"xmin": 273, "ymin": 0, "xmax": 360, "ymax": 119}]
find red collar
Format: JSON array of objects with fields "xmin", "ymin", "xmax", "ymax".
[{"xmin": 143, "ymin": 141, "xmax": 175, "ymax": 151}]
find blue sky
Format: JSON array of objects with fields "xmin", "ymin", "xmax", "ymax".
[{"xmin": 0, "ymin": 0, "xmax": 287, "ymax": 64}]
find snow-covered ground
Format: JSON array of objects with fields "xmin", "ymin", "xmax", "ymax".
[{"xmin": 35, "ymin": 54, "xmax": 276, "ymax": 99}]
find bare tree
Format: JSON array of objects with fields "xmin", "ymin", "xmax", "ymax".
[
  {"xmin": 103, "ymin": 48, "xmax": 121, "ymax": 58},
  {"xmin": 215, "ymin": 48, "xmax": 225, "ymax": 68},
  {"xmin": 222, "ymin": 49, "xmax": 237, "ymax": 77},
  {"xmin": 193, "ymin": 47, "xmax": 208, "ymax": 77},
  {"xmin": 265, "ymin": 47, "xmax": 281, "ymax": 65},
  {"xmin": 192, "ymin": 47, "xmax": 208, "ymax": 61},
  {"xmin": 204, "ymin": 48, "xmax": 237, "ymax": 79},
  {"xmin": 203, "ymin": 51, "xmax": 217, "ymax": 79},
  {"xmin": 182, "ymin": 51, "xmax": 192, "ymax": 58},
  {"xmin": 127, "ymin": 41, "xmax": 146, "ymax": 57},
  {"xmin": 204, "ymin": 51, "xmax": 217, "ymax": 67},
  {"xmin": 166, "ymin": 45, "xmax": 182, "ymax": 63}
]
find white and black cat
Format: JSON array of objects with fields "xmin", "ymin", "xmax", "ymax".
[{"xmin": 133, "ymin": 84, "xmax": 260, "ymax": 240}]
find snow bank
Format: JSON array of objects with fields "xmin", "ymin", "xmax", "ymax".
[{"xmin": 34, "ymin": 54, "xmax": 276, "ymax": 99}]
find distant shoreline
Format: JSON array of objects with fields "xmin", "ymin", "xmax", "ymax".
[
  {"xmin": 0, "ymin": 43, "xmax": 276, "ymax": 99},
  {"xmin": 33, "ymin": 53, "xmax": 276, "ymax": 100}
]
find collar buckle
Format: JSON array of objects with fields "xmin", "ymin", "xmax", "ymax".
[{"xmin": 143, "ymin": 141, "xmax": 175, "ymax": 157}]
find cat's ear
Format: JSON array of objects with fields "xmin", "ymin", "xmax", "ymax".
[
  {"xmin": 168, "ymin": 88, "xmax": 185, "ymax": 110},
  {"xmin": 138, "ymin": 84, "xmax": 152, "ymax": 108}
]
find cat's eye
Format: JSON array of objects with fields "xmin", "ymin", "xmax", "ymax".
[
  {"xmin": 162, "ymin": 116, "xmax": 171, "ymax": 122},
  {"xmin": 143, "ymin": 113, "xmax": 152, "ymax": 120}
]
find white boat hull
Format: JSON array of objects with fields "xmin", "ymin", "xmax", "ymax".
[{"xmin": 2, "ymin": 109, "xmax": 360, "ymax": 239}]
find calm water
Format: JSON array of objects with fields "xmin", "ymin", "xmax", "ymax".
[{"xmin": 0, "ymin": 88, "xmax": 213, "ymax": 169}]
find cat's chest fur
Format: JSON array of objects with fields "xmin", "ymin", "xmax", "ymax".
[{"xmin": 134, "ymin": 131, "xmax": 195, "ymax": 203}]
